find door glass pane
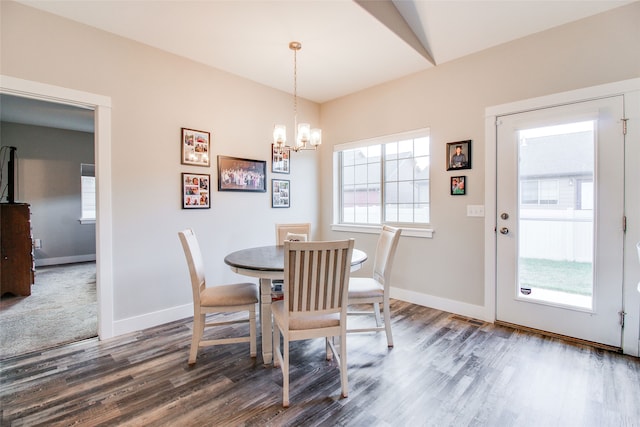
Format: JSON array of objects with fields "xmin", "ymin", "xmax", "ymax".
[{"xmin": 518, "ymin": 121, "xmax": 595, "ymax": 309}]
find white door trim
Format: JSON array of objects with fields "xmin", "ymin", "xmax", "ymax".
[
  {"xmin": 484, "ymin": 78, "xmax": 640, "ymax": 356},
  {"xmin": 1, "ymin": 75, "xmax": 115, "ymax": 340}
]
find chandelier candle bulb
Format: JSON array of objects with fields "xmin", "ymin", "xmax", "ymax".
[{"xmin": 274, "ymin": 124, "xmax": 287, "ymax": 145}]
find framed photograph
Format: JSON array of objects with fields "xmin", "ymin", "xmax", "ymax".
[
  {"xmin": 451, "ymin": 176, "xmax": 466, "ymax": 196},
  {"xmin": 446, "ymin": 140, "xmax": 471, "ymax": 170},
  {"xmin": 272, "ymin": 179, "xmax": 290, "ymax": 208},
  {"xmin": 182, "ymin": 173, "xmax": 211, "ymax": 208},
  {"xmin": 217, "ymin": 155, "xmax": 267, "ymax": 192},
  {"xmin": 272, "ymin": 144, "xmax": 290, "ymax": 174},
  {"xmin": 181, "ymin": 128, "xmax": 210, "ymax": 167}
]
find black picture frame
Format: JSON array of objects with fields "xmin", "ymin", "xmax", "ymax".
[
  {"xmin": 451, "ymin": 176, "xmax": 466, "ymax": 196},
  {"xmin": 217, "ymin": 155, "xmax": 267, "ymax": 192},
  {"xmin": 446, "ymin": 140, "xmax": 471, "ymax": 170},
  {"xmin": 272, "ymin": 179, "xmax": 290, "ymax": 208},
  {"xmin": 272, "ymin": 144, "xmax": 290, "ymax": 174},
  {"xmin": 181, "ymin": 128, "xmax": 210, "ymax": 167},
  {"xmin": 182, "ymin": 173, "xmax": 211, "ymax": 208}
]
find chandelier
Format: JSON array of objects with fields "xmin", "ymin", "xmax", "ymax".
[{"xmin": 273, "ymin": 41, "xmax": 321, "ymax": 155}]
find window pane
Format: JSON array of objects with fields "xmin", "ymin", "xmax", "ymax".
[
  {"xmin": 343, "ymin": 165, "xmax": 355, "ymax": 185},
  {"xmin": 414, "ymin": 180, "xmax": 429, "ymax": 203},
  {"xmin": 368, "ymin": 162, "xmax": 381, "ymax": 183},
  {"xmin": 385, "ymin": 203, "xmax": 398, "ymax": 222},
  {"xmin": 521, "ymin": 180, "xmax": 538, "ymax": 204},
  {"xmin": 398, "ymin": 204, "xmax": 414, "ymax": 222},
  {"xmin": 398, "ymin": 182, "xmax": 413, "ymax": 203},
  {"xmin": 539, "ymin": 180, "xmax": 559, "ymax": 205},
  {"xmin": 81, "ymin": 163, "xmax": 96, "ymax": 220},
  {"xmin": 368, "ymin": 204, "xmax": 381, "ymax": 224},
  {"xmin": 385, "ymin": 142, "xmax": 398, "ymax": 160},
  {"xmin": 343, "ymin": 150, "xmax": 355, "ymax": 166},
  {"xmin": 367, "ymin": 184, "xmax": 381, "ymax": 204},
  {"xmin": 398, "ymin": 139, "xmax": 413, "ymax": 159},
  {"xmin": 353, "ymin": 148, "xmax": 368, "ymax": 165},
  {"xmin": 385, "ymin": 182, "xmax": 398, "ymax": 203},
  {"xmin": 385, "ymin": 159, "xmax": 398, "ymax": 182},
  {"xmin": 354, "ymin": 164, "xmax": 368, "ymax": 184},
  {"xmin": 414, "ymin": 137, "xmax": 429, "ymax": 156},
  {"xmin": 81, "ymin": 176, "xmax": 96, "ymax": 219},
  {"xmin": 367, "ymin": 144, "xmax": 381, "ymax": 160},
  {"xmin": 414, "ymin": 156, "xmax": 429, "ymax": 179},
  {"xmin": 398, "ymin": 158, "xmax": 414, "ymax": 181}
]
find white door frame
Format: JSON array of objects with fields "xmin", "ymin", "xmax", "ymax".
[
  {"xmin": 1, "ymin": 75, "xmax": 115, "ymax": 340},
  {"xmin": 484, "ymin": 78, "xmax": 640, "ymax": 356}
]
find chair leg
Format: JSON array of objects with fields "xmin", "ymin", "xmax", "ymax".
[
  {"xmin": 282, "ymin": 338, "xmax": 290, "ymax": 407},
  {"xmin": 273, "ymin": 322, "xmax": 280, "ymax": 367},
  {"xmin": 374, "ymin": 302, "xmax": 382, "ymax": 327},
  {"xmin": 383, "ymin": 300, "xmax": 394, "ymax": 347},
  {"xmin": 326, "ymin": 337, "xmax": 333, "ymax": 360},
  {"xmin": 249, "ymin": 306, "xmax": 257, "ymax": 357},
  {"xmin": 339, "ymin": 334, "xmax": 348, "ymax": 398},
  {"xmin": 188, "ymin": 313, "xmax": 205, "ymax": 365}
]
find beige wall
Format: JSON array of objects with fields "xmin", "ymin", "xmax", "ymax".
[
  {"xmin": 319, "ymin": 3, "xmax": 640, "ymax": 308},
  {"xmin": 1, "ymin": 1, "xmax": 321, "ymax": 322}
]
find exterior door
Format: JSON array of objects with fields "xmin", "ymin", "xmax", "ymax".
[{"xmin": 496, "ymin": 96, "xmax": 624, "ymax": 347}]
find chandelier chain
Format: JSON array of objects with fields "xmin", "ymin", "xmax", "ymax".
[{"xmin": 293, "ymin": 46, "xmax": 298, "ymax": 131}]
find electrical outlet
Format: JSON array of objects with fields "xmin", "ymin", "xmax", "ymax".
[
  {"xmin": 467, "ymin": 205, "xmax": 485, "ymax": 217},
  {"xmin": 34, "ymin": 238, "xmax": 42, "ymax": 249}
]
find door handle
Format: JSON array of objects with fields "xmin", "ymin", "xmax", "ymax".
[{"xmin": 500, "ymin": 227, "xmax": 509, "ymax": 235}]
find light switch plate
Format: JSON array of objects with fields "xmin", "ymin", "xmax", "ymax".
[{"xmin": 467, "ymin": 205, "xmax": 485, "ymax": 217}]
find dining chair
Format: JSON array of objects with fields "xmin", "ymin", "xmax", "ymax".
[
  {"xmin": 272, "ymin": 238, "xmax": 355, "ymax": 407},
  {"xmin": 275, "ymin": 223, "xmax": 311, "ymax": 245},
  {"xmin": 347, "ymin": 225, "xmax": 401, "ymax": 347},
  {"xmin": 178, "ymin": 228, "xmax": 259, "ymax": 365},
  {"xmin": 273, "ymin": 223, "xmax": 311, "ymax": 291}
]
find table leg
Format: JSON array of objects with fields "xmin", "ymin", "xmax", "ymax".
[{"xmin": 260, "ymin": 277, "xmax": 273, "ymax": 365}]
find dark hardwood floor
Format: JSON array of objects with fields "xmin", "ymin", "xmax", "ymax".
[{"xmin": 1, "ymin": 300, "xmax": 639, "ymax": 426}]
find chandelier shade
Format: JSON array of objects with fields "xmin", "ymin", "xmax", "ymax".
[{"xmin": 273, "ymin": 41, "xmax": 321, "ymax": 155}]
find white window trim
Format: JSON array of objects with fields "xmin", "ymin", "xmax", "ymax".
[
  {"xmin": 331, "ymin": 223, "xmax": 433, "ymax": 238},
  {"xmin": 332, "ymin": 128, "xmax": 433, "ymax": 238}
]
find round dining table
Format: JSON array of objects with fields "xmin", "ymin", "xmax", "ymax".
[{"xmin": 224, "ymin": 245, "xmax": 367, "ymax": 364}]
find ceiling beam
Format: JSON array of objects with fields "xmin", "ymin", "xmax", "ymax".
[{"xmin": 354, "ymin": 0, "xmax": 436, "ymax": 66}]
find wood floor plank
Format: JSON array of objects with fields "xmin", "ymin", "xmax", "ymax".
[{"xmin": 2, "ymin": 300, "xmax": 639, "ymax": 426}]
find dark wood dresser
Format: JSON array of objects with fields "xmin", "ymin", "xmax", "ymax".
[{"xmin": 1, "ymin": 203, "xmax": 35, "ymax": 296}]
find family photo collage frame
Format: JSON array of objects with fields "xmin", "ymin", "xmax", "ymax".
[{"xmin": 179, "ymin": 128, "xmax": 293, "ymax": 209}]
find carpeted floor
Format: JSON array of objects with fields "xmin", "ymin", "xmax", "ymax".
[{"xmin": 0, "ymin": 262, "xmax": 97, "ymax": 360}]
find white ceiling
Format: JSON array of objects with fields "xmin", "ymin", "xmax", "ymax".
[{"xmin": 2, "ymin": 0, "xmax": 633, "ymax": 131}]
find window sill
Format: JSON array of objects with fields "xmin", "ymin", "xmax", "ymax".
[
  {"xmin": 79, "ymin": 218, "xmax": 96, "ymax": 225},
  {"xmin": 331, "ymin": 224, "xmax": 433, "ymax": 238}
]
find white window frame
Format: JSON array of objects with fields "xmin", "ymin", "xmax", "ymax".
[{"xmin": 332, "ymin": 128, "xmax": 433, "ymax": 238}]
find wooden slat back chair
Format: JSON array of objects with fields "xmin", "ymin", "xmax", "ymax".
[
  {"xmin": 273, "ymin": 223, "xmax": 311, "ymax": 289},
  {"xmin": 178, "ymin": 228, "xmax": 258, "ymax": 365},
  {"xmin": 347, "ymin": 225, "xmax": 401, "ymax": 347},
  {"xmin": 275, "ymin": 223, "xmax": 311, "ymax": 245},
  {"xmin": 272, "ymin": 238, "xmax": 355, "ymax": 407}
]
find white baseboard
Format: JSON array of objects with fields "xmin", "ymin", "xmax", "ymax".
[
  {"xmin": 35, "ymin": 254, "xmax": 97, "ymax": 267},
  {"xmin": 390, "ymin": 287, "xmax": 492, "ymax": 322},
  {"xmin": 112, "ymin": 303, "xmax": 193, "ymax": 337},
  {"xmin": 110, "ymin": 289, "xmax": 490, "ymax": 339}
]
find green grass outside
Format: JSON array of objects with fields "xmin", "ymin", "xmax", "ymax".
[{"xmin": 519, "ymin": 257, "xmax": 593, "ymax": 296}]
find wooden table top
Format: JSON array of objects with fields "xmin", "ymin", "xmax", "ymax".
[{"xmin": 224, "ymin": 245, "xmax": 367, "ymax": 272}]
